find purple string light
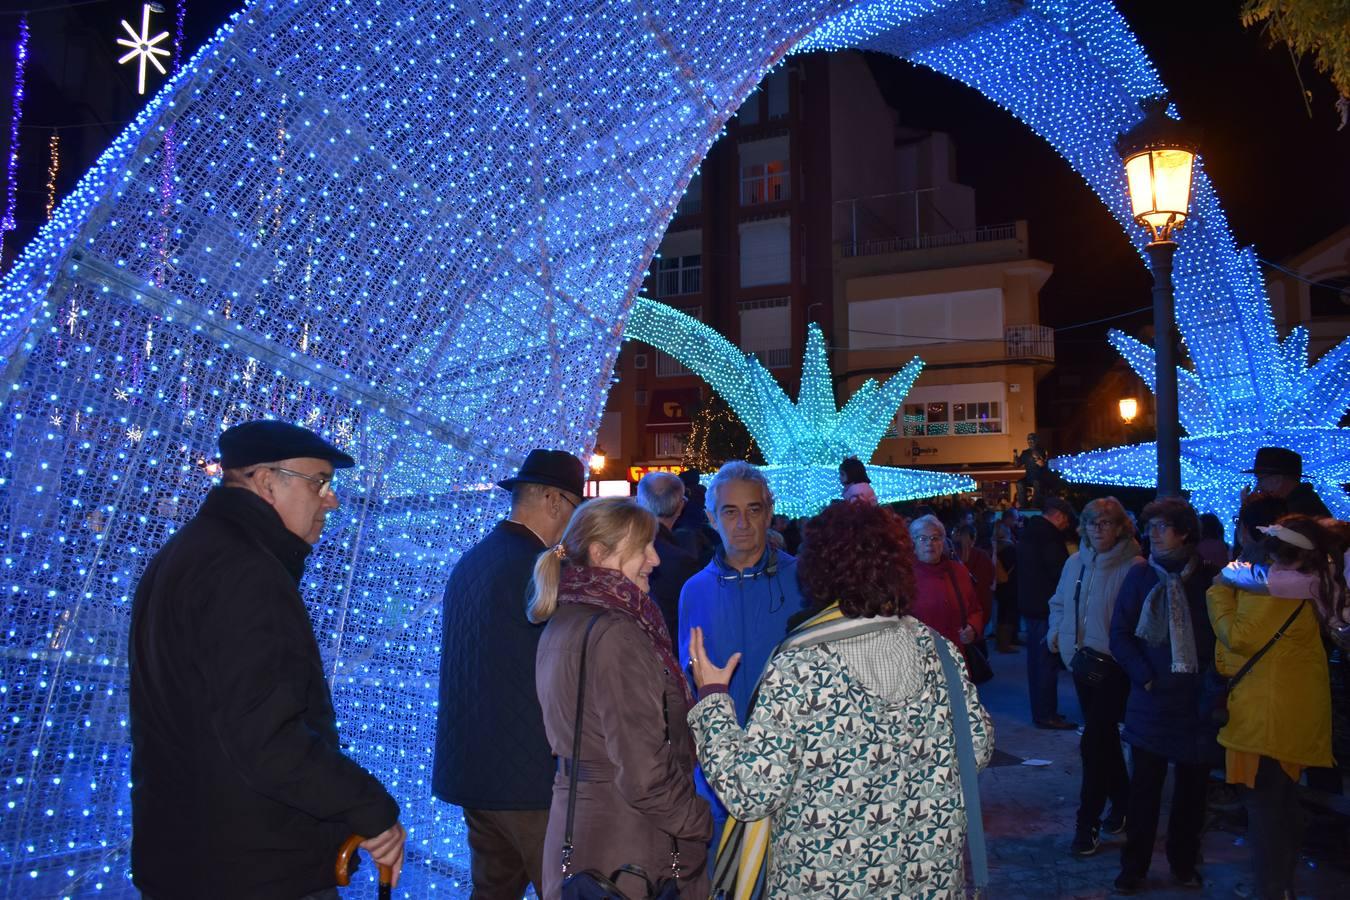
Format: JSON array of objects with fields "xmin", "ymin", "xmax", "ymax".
[{"xmin": 2, "ymin": 14, "xmax": 31, "ymax": 249}]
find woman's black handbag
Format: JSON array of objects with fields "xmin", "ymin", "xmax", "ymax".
[
  {"xmin": 1208, "ymin": 600, "xmax": 1306, "ymax": 728},
  {"xmin": 560, "ymin": 614, "xmax": 682, "ymax": 900},
  {"xmin": 946, "ymin": 569, "xmax": 994, "ymax": 684},
  {"xmin": 1070, "ymin": 646, "xmax": 1120, "ymax": 686}
]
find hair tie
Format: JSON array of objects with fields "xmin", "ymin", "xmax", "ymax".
[
  {"xmin": 1256, "ymin": 524, "xmax": 1315, "ymax": 551},
  {"xmin": 553, "ymin": 543, "xmax": 567, "ymax": 560}
]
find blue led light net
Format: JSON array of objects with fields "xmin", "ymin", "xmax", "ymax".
[{"xmin": 0, "ymin": 0, "xmax": 1314, "ymax": 895}]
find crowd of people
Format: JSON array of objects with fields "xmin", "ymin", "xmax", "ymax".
[{"xmin": 125, "ymin": 421, "xmax": 1349, "ymax": 900}]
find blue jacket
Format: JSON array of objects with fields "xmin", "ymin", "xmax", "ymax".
[
  {"xmin": 677, "ymin": 547, "xmax": 809, "ymax": 725},
  {"xmin": 433, "ymin": 520, "xmax": 553, "ymax": 809},
  {"xmin": 1109, "ymin": 557, "xmax": 1221, "ymax": 766}
]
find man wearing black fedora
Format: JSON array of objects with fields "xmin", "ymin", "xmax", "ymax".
[
  {"xmin": 433, "ymin": 449, "xmax": 585, "ymax": 898},
  {"xmin": 1244, "ymin": 447, "xmax": 1329, "ymax": 518}
]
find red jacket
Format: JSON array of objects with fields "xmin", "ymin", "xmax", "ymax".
[{"xmin": 911, "ymin": 558, "xmax": 984, "ymax": 647}]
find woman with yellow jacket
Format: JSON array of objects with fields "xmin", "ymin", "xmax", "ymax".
[{"xmin": 1207, "ymin": 511, "xmax": 1340, "ymax": 900}]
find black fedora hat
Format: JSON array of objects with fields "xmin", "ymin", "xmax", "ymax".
[
  {"xmin": 497, "ymin": 449, "xmax": 585, "ymax": 497},
  {"xmin": 1243, "ymin": 446, "xmax": 1302, "ymax": 478}
]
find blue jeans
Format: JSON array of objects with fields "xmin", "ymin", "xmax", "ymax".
[{"xmin": 1024, "ymin": 616, "xmax": 1061, "ymax": 722}]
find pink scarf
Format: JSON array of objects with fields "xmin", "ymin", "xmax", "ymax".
[{"xmin": 558, "ymin": 565, "xmax": 693, "ymax": 705}]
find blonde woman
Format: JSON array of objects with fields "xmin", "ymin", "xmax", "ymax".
[{"xmin": 530, "ymin": 497, "xmax": 710, "ymax": 899}]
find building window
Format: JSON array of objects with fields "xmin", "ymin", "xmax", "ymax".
[
  {"xmin": 765, "ymin": 68, "xmax": 789, "ymax": 119},
  {"xmin": 654, "ymin": 254, "xmax": 701, "ymax": 296},
  {"xmin": 676, "ymin": 173, "xmax": 702, "ymax": 217},
  {"xmin": 738, "ymin": 297, "xmax": 790, "ymax": 368},
  {"xmin": 739, "ymin": 137, "xmax": 790, "ymax": 206},
  {"xmin": 736, "ymin": 89, "xmax": 761, "ymax": 126},
  {"xmin": 655, "ymin": 431, "xmax": 688, "ymax": 458},
  {"xmin": 738, "ymin": 218, "xmax": 790, "ymax": 286},
  {"xmin": 900, "ymin": 383, "xmax": 1007, "ymax": 437}
]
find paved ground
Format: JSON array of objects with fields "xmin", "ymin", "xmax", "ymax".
[{"xmin": 974, "ymin": 641, "xmax": 1349, "ymax": 899}]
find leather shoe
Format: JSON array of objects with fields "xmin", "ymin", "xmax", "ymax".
[{"xmin": 1035, "ymin": 716, "xmax": 1079, "ymax": 730}]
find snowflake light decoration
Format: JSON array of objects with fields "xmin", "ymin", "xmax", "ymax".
[
  {"xmin": 116, "ymin": 4, "xmax": 171, "ymax": 95},
  {"xmin": 1051, "ymin": 242, "xmax": 1350, "ymax": 533},
  {"xmin": 625, "ymin": 299, "xmax": 976, "ymax": 516}
]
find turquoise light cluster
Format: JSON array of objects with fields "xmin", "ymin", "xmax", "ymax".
[{"xmin": 625, "ymin": 298, "xmax": 976, "ymax": 516}]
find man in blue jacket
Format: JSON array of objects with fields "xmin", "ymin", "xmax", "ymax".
[
  {"xmin": 678, "ymin": 460, "xmax": 809, "ymax": 835},
  {"xmin": 433, "ymin": 449, "xmax": 585, "ymax": 899}
]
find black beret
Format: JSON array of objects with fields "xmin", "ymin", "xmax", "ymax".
[{"xmin": 218, "ymin": 419, "xmax": 355, "ymax": 470}]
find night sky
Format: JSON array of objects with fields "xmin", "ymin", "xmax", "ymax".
[{"xmin": 2, "ymin": 0, "xmax": 1346, "ymax": 386}]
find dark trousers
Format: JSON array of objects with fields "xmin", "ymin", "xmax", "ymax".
[
  {"xmin": 996, "ymin": 582, "xmax": 1019, "ymax": 626},
  {"xmin": 1120, "ymin": 745, "xmax": 1208, "ymax": 878},
  {"xmin": 1072, "ymin": 665, "xmax": 1131, "ymax": 828},
  {"xmin": 1024, "ymin": 617, "xmax": 1060, "ymax": 722},
  {"xmin": 462, "ymin": 807, "xmax": 549, "ymax": 900},
  {"xmin": 1239, "ymin": 755, "xmax": 1304, "ymax": 900}
]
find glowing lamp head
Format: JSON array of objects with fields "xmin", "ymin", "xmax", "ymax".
[
  {"xmin": 1118, "ymin": 397, "xmax": 1138, "ymax": 424},
  {"xmin": 1116, "ymin": 98, "xmax": 1198, "ymax": 243},
  {"xmin": 590, "ymin": 448, "xmax": 607, "ymax": 472}
]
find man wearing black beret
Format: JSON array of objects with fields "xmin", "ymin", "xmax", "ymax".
[
  {"xmin": 433, "ymin": 448, "xmax": 585, "ymax": 898},
  {"xmin": 129, "ymin": 420, "xmax": 405, "ymax": 899}
]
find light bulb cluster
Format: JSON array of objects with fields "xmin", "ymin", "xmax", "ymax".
[
  {"xmin": 626, "ymin": 299, "xmax": 976, "ymax": 515},
  {"xmin": 0, "ymin": 0, "xmax": 1315, "ymax": 895}
]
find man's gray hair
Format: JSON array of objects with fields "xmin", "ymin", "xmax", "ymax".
[
  {"xmin": 909, "ymin": 514, "xmax": 946, "ymax": 535},
  {"xmin": 706, "ymin": 460, "xmax": 773, "ymax": 512},
  {"xmin": 636, "ymin": 471, "xmax": 686, "ymax": 519}
]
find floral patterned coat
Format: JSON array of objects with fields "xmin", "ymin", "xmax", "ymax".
[{"xmin": 688, "ymin": 616, "xmax": 993, "ymax": 897}]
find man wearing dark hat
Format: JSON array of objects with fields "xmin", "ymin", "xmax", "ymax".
[
  {"xmin": 1244, "ymin": 446, "xmax": 1330, "ymax": 518},
  {"xmin": 129, "ymin": 420, "xmax": 405, "ymax": 899},
  {"xmin": 433, "ymin": 449, "xmax": 585, "ymax": 898}
]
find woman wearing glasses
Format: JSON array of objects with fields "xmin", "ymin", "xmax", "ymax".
[
  {"xmin": 1046, "ymin": 498, "xmax": 1143, "ymax": 857},
  {"xmin": 1109, "ymin": 498, "xmax": 1221, "ymax": 894}
]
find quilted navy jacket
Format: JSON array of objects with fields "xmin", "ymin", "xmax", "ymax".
[{"xmin": 434, "ymin": 519, "xmax": 553, "ymax": 809}]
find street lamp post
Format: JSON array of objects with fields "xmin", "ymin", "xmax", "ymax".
[{"xmin": 1116, "ymin": 98, "xmax": 1198, "ymax": 498}]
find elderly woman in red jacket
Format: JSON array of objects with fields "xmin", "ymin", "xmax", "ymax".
[{"xmin": 909, "ymin": 514, "xmax": 984, "ymax": 671}]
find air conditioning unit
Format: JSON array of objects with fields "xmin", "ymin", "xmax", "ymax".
[
  {"xmin": 635, "ymin": 390, "xmax": 649, "ymax": 407},
  {"xmin": 634, "ymin": 353, "xmax": 648, "ymax": 370}
]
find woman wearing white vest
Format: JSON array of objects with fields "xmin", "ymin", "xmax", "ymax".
[{"xmin": 1047, "ymin": 497, "xmax": 1144, "ymax": 857}]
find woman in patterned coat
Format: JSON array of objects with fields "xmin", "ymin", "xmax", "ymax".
[{"xmin": 686, "ymin": 501, "xmax": 993, "ymax": 897}]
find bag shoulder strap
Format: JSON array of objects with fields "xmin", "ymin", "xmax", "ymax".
[
  {"xmin": 1071, "ymin": 559, "xmax": 1087, "ymax": 651},
  {"xmin": 1228, "ymin": 600, "xmax": 1306, "ymax": 689},
  {"xmin": 930, "ymin": 628, "xmax": 988, "ymax": 892},
  {"xmin": 562, "ymin": 612, "xmax": 604, "ymax": 875},
  {"xmin": 944, "ymin": 566, "xmax": 971, "ymax": 624}
]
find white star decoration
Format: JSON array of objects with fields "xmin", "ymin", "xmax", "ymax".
[{"xmin": 116, "ymin": 4, "xmax": 171, "ymax": 96}]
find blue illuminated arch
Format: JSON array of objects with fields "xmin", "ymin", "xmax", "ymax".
[{"xmin": 2, "ymin": 1, "xmax": 1338, "ymax": 894}]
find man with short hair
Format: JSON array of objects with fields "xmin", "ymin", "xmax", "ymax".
[
  {"xmin": 433, "ymin": 449, "xmax": 584, "ymax": 899},
  {"xmin": 636, "ymin": 471, "xmax": 701, "ymax": 640},
  {"xmin": 1020, "ymin": 497, "xmax": 1078, "ymax": 730},
  {"xmin": 130, "ymin": 420, "xmax": 405, "ymax": 900},
  {"xmin": 1243, "ymin": 447, "xmax": 1330, "ymax": 518},
  {"xmin": 677, "ymin": 461, "xmax": 809, "ymax": 837}
]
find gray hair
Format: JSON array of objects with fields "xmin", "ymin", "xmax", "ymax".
[
  {"xmin": 706, "ymin": 460, "xmax": 773, "ymax": 513},
  {"xmin": 636, "ymin": 471, "xmax": 685, "ymax": 519},
  {"xmin": 908, "ymin": 514, "xmax": 946, "ymax": 536}
]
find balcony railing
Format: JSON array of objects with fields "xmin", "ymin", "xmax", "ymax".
[
  {"xmin": 1004, "ymin": 324, "xmax": 1054, "ymax": 361},
  {"xmin": 839, "ymin": 222, "xmax": 1019, "ymax": 259}
]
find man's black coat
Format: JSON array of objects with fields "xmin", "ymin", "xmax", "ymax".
[
  {"xmin": 129, "ymin": 487, "xmax": 397, "ymax": 899},
  {"xmin": 1016, "ymin": 513, "xmax": 1069, "ymax": 620}
]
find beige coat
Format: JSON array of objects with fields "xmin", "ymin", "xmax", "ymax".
[{"xmin": 536, "ymin": 603, "xmax": 710, "ymax": 899}]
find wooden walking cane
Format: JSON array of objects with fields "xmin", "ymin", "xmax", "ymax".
[{"xmin": 335, "ymin": 834, "xmax": 393, "ymax": 900}]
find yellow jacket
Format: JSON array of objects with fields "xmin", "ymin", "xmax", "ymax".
[{"xmin": 1206, "ymin": 565, "xmax": 1333, "ymax": 768}]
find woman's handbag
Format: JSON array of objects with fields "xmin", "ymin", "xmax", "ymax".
[
  {"xmin": 931, "ymin": 629, "xmax": 990, "ymax": 898},
  {"xmin": 1067, "ymin": 569, "xmax": 1122, "ymax": 686},
  {"xmin": 561, "ymin": 614, "xmax": 681, "ymax": 900},
  {"xmin": 1208, "ymin": 600, "xmax": 1306, "ymax": 728},
  {"xmin": 946, "ymin": 569, "xmax": 994, "ymax": 685}
]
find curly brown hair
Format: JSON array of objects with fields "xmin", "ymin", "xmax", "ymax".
[{"xmin": 798, "ymin": 501, "xmax": 917, "ymax": 618}]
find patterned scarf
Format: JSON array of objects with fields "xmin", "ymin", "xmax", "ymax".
[
  {"xmin": 1134, "ymin": 547, "xmax": 1200, "ymax": 673},
  {"xmin": 558, "ymin": 565, "xmax": 693, "ymax": 705}
]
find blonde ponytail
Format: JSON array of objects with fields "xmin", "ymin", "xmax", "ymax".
[{"xmin": 527, "ymin": 546, "xmax": 564, "ymax": 623}]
